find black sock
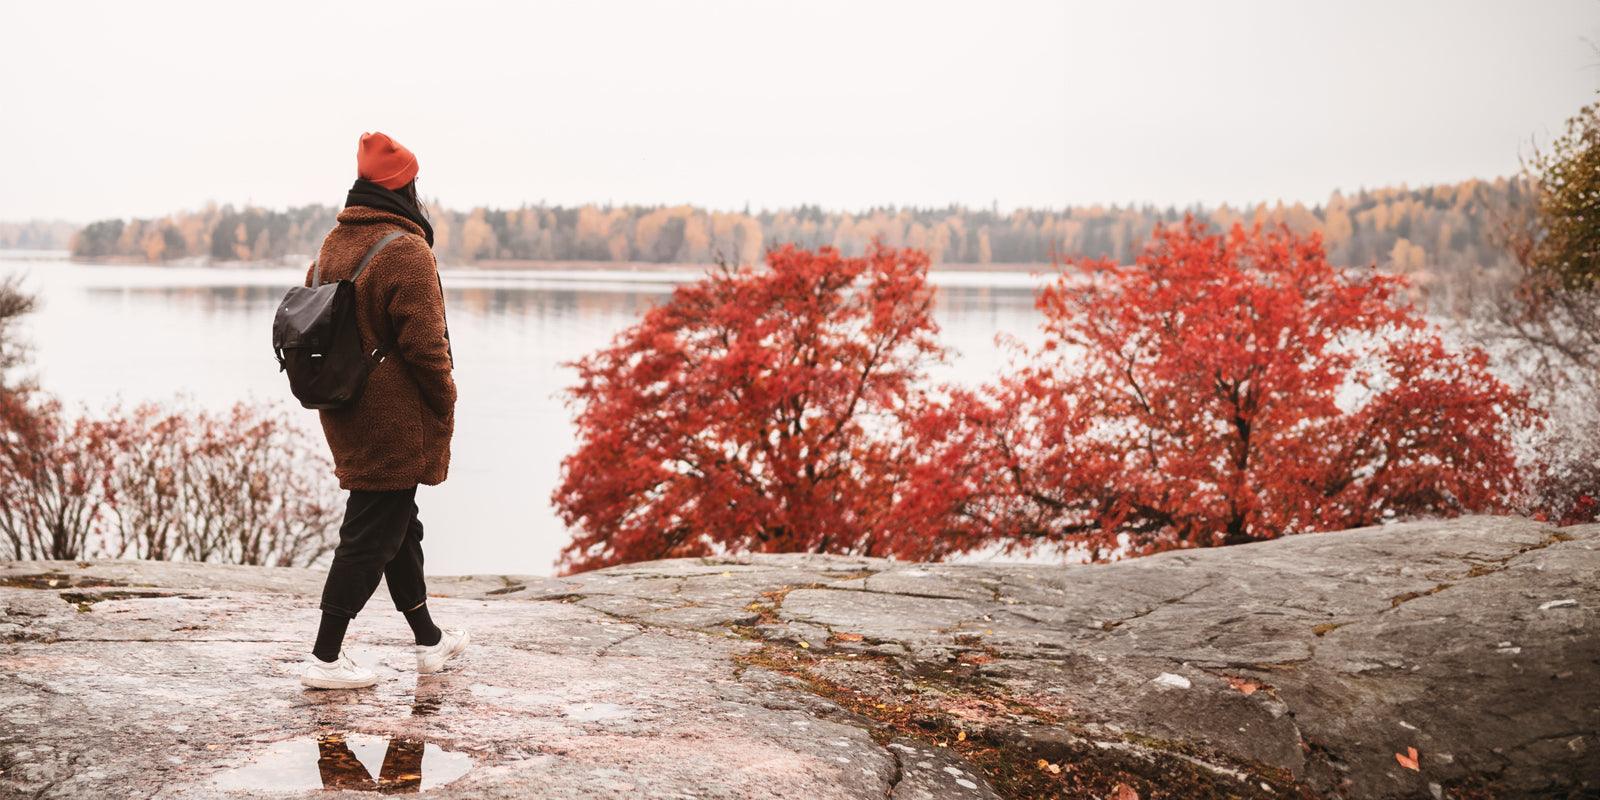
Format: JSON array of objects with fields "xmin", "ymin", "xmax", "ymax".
[
  {"xmin": 313, "ymin": 612, "xmax": 350, "ymax": 663},
  {"xmin": 404, "ymin": 603, "xmax": 442, "ymax": 647}
]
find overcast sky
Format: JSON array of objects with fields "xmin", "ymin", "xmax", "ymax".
[{"xmin": 1, "ymin": 0, "xmax": 1595, "ymax": 221}]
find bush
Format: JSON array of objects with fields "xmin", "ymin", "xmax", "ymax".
[
  {"xmin": 556, "ymin": 232, "xmax": 1538, "ymax": 570},
  {"xmin": 553, "ymin": 244, "xmax": 944, "ymax": 573},
  {"xmin": 907, "ymin": 221, "xmax": 1534, "ymax": 560},
  {"xmin": 0, "ymin": 395, "xmax": 340, "ymax": 566}
]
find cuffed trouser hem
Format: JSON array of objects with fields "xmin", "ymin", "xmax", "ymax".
[
  {"xmin": 389, "ymin": 590, "xmax": 428, "ymax": 614},
  {"xmin": 319, "ymin": 602, "xmax": 360, "ymax": 619},
  {"xmin": 318, "ymin": 487, "xmax": 428, "ymax": 623}
]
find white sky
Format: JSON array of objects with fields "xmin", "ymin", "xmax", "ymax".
[{"xmin": 1, "ymin": 0, "xmax": 1595, "ymax": 221}]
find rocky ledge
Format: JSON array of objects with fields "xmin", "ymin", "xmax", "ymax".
[{"xmin": 1, "ymin": 516, "xmax": 1595, "ymax": 799}]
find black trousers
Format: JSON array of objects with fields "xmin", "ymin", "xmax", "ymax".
[{"xmin": 319, "ymin": 487, "xmax": 428, "ymax": 619}]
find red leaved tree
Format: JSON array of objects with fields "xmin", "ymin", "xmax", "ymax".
[
  {"xmin": 0, "ymin": 391, "xmax": 121, "ymax": 561},
  {"xmin": 553, "ymin": 244, "xmax": 944, "ymax": 573},
  {"xmin": 908, "ymin": 220, "xmax": 1535, "ymax": 560}
]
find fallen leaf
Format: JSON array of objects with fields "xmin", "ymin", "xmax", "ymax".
[
  {"xmin": 1227, "ymin": 676, "xmax": 1261, "ymax": 695},
  {"xmin": 1113, "ymin": 782, "xmax": 1139, "ymax": 800},
  {"xmin": 1395, "ymin": 746, "xmax": 1420, "ymax": 771},
  {"xmin": 797, "ymin": 641, "xmax": 809, "ymax": 649},
  {"xmin": 834, "ymin": 632, "xmax": 864, "ymax": 642},
  {"xmin": 956, "ymin": 730, "xmax": 966, "ymax": 742}
]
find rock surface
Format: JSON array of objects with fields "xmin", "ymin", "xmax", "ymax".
[{"xmin": 1, "ymin": 516, "xmax": 1595, "ymax": 799}]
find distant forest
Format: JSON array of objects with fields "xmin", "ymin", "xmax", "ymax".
[
  {"xmin": 0, "ymin": 220, "xmax": 76, "ymax": 251},
  {"xmin": 18, "ymin": 178, "xmax": 1533, "ymax": 299}
]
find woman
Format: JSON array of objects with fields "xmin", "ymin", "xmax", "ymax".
[{"xmin": 300, "ymin": 131, "xmax": 468, "ymax": 689}]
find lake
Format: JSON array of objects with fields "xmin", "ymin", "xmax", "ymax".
[{"xmin": 0, "ymin": 251, "xmax": 1049, "ymax": 575}]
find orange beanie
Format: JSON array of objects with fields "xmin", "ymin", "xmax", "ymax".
[{"xmin": 356, "ymin": 132, "xmax": 419, "ymax": 190}]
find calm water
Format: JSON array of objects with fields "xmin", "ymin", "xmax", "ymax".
[{"xmin": 0, "ymin": 251, "xmax": 1047, "ymax": 575}]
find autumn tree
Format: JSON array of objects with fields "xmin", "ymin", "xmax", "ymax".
[
  {"xmin": 0, "ymin": 391, "xmax": 121, "ymax": 560},
  {"xmin": 1478, "ymin": 100, "xmax": 1600, "ymax": 524},
  {"xmin": 553, "ymin": 244, "xmax": 944, "ymax": 573},
  {"xmin": 1526, "ymin": 101, "xmax": 1600, "ymax": 288},
  {"xmin": 910, "ymin": 221, "xmax": 1533, "ymax": 560}
]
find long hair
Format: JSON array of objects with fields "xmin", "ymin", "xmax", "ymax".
[{"xmin": 396, "ymin": 179, "xmax": 430, "ymax": 222}]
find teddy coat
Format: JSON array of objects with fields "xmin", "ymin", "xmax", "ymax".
[{"xmin": 306, "ymin": 206, "xmax": 455, "ymax": 490}]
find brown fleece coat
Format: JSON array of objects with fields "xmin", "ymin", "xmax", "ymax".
[{"xmin": 306, "ymin": 207, "xmax": 455, "ymax": 490}]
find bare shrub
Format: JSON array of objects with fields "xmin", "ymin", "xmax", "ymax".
[
  {"xmin": 1, "ymin": 396, "xmax": 340, "ymax": 566},
  {"xmin": 0, "ymin": 392, "xmax": 121, "ymax": 560},
  {"xmin": 108, "ymin": 401, "xmax": 341, "ymax": 566}
]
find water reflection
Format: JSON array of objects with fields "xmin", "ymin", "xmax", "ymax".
[
  {"xmin": 76, "ymin": 274, "xmax": 1035, "ymax": 322},
  {"xmin": 315, "ymin": 733, "xmax": 431, "ymax": 793},
  {"xmin": 215, "ymin": 676, "xmax": 469, "ymax": 794},
  {"xmin": 215, "ymin": 733, "xmax": 471, "ymax": 794},
  {"xmin": 81, "ymin": 282, "xmax": 673, "ymax": 319}
]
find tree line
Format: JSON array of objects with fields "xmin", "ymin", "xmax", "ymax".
[
  {"xmin": 0, "ymin": 220, "xmax": 76, "ymax": 250},
  {"xmin": 61, "ymin": 179, "xmax": 1527, "ymax": 280}
]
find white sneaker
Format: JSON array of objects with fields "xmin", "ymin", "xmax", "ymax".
[
  {"xmin": 300, "ymin": 651, "xmax": 378, "ymax": 689},
  {"xmin": 416, "ymin": 629, "xmax": 469, "ymax": 674}
]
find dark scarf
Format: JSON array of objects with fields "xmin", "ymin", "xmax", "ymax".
[{"xmin": 345, "ymin": 179, "xmax": 435, "ymax": 247}]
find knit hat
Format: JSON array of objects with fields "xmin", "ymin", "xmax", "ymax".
[{"xmin": 356, "ymin": 132, "xmax": 419, "ymax": 190}]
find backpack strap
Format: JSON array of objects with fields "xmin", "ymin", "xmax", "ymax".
[
  {"xmin": 351, "ymin": 230, "xmax": 406, "ymax": 282},
  {"xmin": 309, "ymin": 229, "xmax": 407, "ymax": 287}
]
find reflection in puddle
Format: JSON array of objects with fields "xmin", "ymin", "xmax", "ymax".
[
  {"xmin": 218, "ymin": 676, "xmax": 473, "ymax": 793},
  {"xmin": 215, "ymin": 733, "xmax": 471, "ymax": 793}
]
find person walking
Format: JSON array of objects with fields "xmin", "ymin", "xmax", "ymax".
[{"xmin": 299, "ymin": 132, "xmax": 468, "ymax": 689}]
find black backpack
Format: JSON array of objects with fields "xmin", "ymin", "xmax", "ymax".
[{"xmin": 272, "ymin": 230, "xmax": 405, "ymax": 410}]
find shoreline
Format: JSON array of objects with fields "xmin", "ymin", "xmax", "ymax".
[{"xmin": 3, "ymin": 250, "xmax": 1057, "ymax": 275}]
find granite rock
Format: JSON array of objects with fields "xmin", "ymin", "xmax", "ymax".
[{"xmin": 1, "ymin": 516, "xmax": 1594, "ymax": 798}]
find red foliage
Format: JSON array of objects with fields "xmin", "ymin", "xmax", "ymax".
[
  {"xmin": 109, "ymin": 401, "xmax": 342, "ymax": 566},
  {"xmin": 1566, "ymin": 495, "xmax": 1599, "ymax": 525},
  {"xmin": 907, "ymin": 221, "xmax": 1535, "ymax": 560},
  {"xmin": 0, "ymin": 390, "xmax": 120, "ymax": 560},
  {"xmin": 553, "ymin": 244, "xmax": 944, "ymax": 573},
  {"xmin": 0, "ymin": 391, "xmax": 340, "ymax": 565}
]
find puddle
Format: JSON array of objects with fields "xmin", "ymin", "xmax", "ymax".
[{"xmin": 214, "ymin": 733, "xmax": 472, "ymax": 793}]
